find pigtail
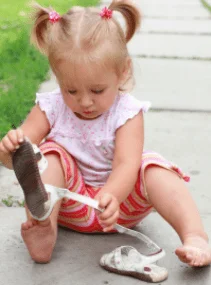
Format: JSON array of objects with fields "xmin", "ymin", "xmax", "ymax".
[
  {"xmin": 30, "ymin": 2, "xmax": 64, "ymax": 56},
  {"xmin": 108, "ymin": 0, "xmax": 141, "ymax": 43}
]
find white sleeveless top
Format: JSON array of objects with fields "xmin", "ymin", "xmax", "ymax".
[{"xmin": 35, "ymin": 89, "xmax": 151, "ymax": 187}]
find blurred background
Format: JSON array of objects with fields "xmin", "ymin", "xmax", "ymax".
[
  {"xmin": 0, "ymin": 0, "xmax": 210, "ymax": 141},
  {"xmin": 127, "ymin": 0, "xmax": 211, "ymax": 111},
  {"xmin": 0, "ymin": 0, "xmax": 99, "ymax": 141}
]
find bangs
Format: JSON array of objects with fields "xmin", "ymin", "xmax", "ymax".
[{"xmin": 53, "ymin": 42, "xmax": 127, "ymax": 76}]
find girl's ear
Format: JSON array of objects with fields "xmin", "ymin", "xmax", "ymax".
[
  {"xmin": 120, "ymin": 57, "xmax": 132, "ymax": 84},
  {"xmin": 124, "ymin": 57, "xmax": 132, "ymax": 73}
]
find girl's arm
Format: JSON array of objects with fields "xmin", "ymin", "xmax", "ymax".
[
  {"xmin": 19, "ymin": 104, "xmax": 51, "ymax": 146},
  {"xmin": 0, "ymin": 104, "xmax": 50, "ymax": 169},
  {"xmin": 99, "ymin": 111, "xmax": 144, "ymax": 203}
]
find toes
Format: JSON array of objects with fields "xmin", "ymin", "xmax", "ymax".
[
  {"xmin": 21, "ymin": 221, "xmax": 33, "ymax": 230},
  {"xmin": 20, "ymin": 221, "xmax": 56, "ymax": 263},
  {"xmin": 32, "ymin": 219, "xmax": 38, "ymax": 226},
  {"xmin": 180, "ymin": 247, "xmax": 211, "ymax": 267},
  {"xmin": 189, "ymin": 251, "xmax": 199, "ymax": 267},
  {"xmin": 28, "ymin": 221, "xmax": 34, "ymax": 229},
  {"xmin": 193, "ymin": 251, "xmax": 211, "ymax": 267},
  {"xmin": 38, "ymin": 218, "xmax": 51, "ymax": 227},
  {"xmin": 175, "ymin": 247, "xmax": 192, "ymax": 263},
  {"xmin": 189, "ymin": 249, "xmax": 209, "ymax": 267},
  {"xmin": 186, "ymin": 252, "xmax": 193, "ymax": 263},
  {"xmin": 175, "ymin": 247, "xmax": 185, "ymax": 258},
  {"xmin": 31, "ymin": 252, "xmax": 52, "ymax": 264}
]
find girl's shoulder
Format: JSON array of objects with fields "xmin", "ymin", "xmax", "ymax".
[
  {"xmin": 110, "ymin": 93, "xmax": 151, "ymax": 131},
  {"xmin": 35, "ymin": 88, "xmax": 64, "ymax": 128},
  {"xmin": 114, "ymin": 93, "xmax": 151, "ymax": 112},
  {"xmin": 35, "ymin": 88, "xmax": 65, "ymax": 111},
  {"xmin": 35, "ymin": 88, "xmax": 63, "ymax": 102}
]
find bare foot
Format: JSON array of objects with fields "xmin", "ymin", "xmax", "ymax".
[
  {"xmin": 21, "ymin": 217, "xmax": 57, "ymax": 263},
  {"xmin": 175, "ymin": 236, "xmax": 211, "ymax": 267}
]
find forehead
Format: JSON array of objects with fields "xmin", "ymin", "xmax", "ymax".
[{"xmin": 57, "ymin": 59, "xmax": 118, "ymax": 87}]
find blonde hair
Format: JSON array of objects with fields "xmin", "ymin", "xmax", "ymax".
[{"xmin": 30, "ymin": 0, "xmax": 141, "ymax": 92}]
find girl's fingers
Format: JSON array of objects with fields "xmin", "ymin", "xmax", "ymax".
[
  {"xmin": 101, "ymin": 210, "xmax": 119, "ymax": 232},
  {"xmin": 7, "ymin": 129, "xmax": 19, "ymax": 144},
  {"xmin": 100, "ymin": 198, "xmax": 119, "ymax": 220},
  {"xmin": 0, "ymin": 142, "xmax": 4, "ymax": 152},
  {"xmin": 98, "ymin": 193, "xmax": 112, "ymax": 209},
  {"xmin": 7, "ymin": 129, "xmax": 24, "ymax": 146},
  {"xmin": 1, "ymin": 129, "xmax": 24, "ymax": 154},
  {"xmin": 100, "ymin": 207, "xmax": 116, "ymax": 220},
  {"xmin": 16, "ymin": 128, "xmax": 24, "ymax": 143},
  {"xmin": 94, "ymin": 208, "xmax": 102, "ymax": 216},
  {"xmin": 103, "ymin": 225, "xmax": 114, "ymax": 232},
  {"xmin": 1, "ymin": 135, "xmax": 15, "ymax": 153},
  {"xmin": 0, "ymin": 142, "xmax": 9, "ymax": 154},
  {"xmin": 101, "ymin": 210, "xmax": 119, "ymax": 226}
]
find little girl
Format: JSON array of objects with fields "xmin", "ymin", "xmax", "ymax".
[{"xmin": 0, "ymin": 0, "xmax": 211, "ymax": 269}]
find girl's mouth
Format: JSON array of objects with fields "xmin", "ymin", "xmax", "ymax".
[{"xmin": 83, "ymin": 111, "xmax": 93, "ymax": 115}]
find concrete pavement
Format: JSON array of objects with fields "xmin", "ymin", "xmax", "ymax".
[{"xmin": 0, "ymin": 0, "xmax": 211, "ymax": 284}]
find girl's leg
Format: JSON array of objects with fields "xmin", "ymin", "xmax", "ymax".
[
  {"xmin": 21, "ymin": 153, "xmax": 66, "ymax": 263},
  {"xmin": 145, "ymin": 166, "xmax": 211, "ymax": 267}
]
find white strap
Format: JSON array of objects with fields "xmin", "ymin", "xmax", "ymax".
[
  {"xmin": 32, "ymin": 184, "xmax": 164, "ymax": 259},
  {"xmin": 31, "ymin": 145, "xmax": 164, "ymax": 259}
]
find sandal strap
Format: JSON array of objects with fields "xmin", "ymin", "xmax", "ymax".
[
  {"xmin": 41, "ymin": 184, "xmax": 165, "ymax": 262},
  {"xmin": 28, "ymin": 141, "xmax": 165, "ymax": 261}
]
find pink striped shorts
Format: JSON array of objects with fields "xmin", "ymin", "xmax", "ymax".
[{"xmin": 39, "ymin": 140, "xmax": 190, "ymax": 233}]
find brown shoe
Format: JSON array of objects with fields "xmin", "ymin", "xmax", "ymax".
[{"xmin": 12, "ymin": 138, "xmax": 50, "ymax": 219}]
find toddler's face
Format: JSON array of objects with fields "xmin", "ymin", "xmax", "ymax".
[{"xmin": 57, "ymin": 61, "xmax": 123, "ymax": 120}]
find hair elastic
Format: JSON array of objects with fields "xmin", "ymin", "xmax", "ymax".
[
  {"xmin": 100, "ymin": 7, "xmax": 113, "ymax": 19},
  {"xmin": 49, "ymin": 10, "xmax": 61, "ymax": 23}
]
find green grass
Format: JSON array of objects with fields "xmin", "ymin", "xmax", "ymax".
[
  {"xmin": 201, "ymin": 0, "xmax": 211, "ymax": 13},
  {"xmin": 2, "ymin": 195, "xmax": 25, "ymax": 207},
  {"xmin": 0, "ymin": 0, "xmax": 99, "ymax": 140}
]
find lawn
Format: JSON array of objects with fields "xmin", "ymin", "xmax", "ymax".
[
  {"xmin": 0, "ymin": 0, "xmax": 99, "ymax": 140},
  {"xmin": 201, "ymin": 0, "xmax": 211, "ymax": 13}
]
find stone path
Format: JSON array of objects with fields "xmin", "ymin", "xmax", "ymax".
[
  {"xmin": 39, "ymin": 0, "xmax": 211, "ymax": 111},
  {"xmin": 0, "ymin": 1, "xmax": 211, "ymax": 284},
  {"xmin": 102, "ymin": 0, "xmax": 211, "ymax": 111}
]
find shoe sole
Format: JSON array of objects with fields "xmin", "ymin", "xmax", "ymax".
[
  {"xmin": 101, "ymin": 265, "xmax": 168, "ymax": 283},
  {"xmin": 12, "ymin": 139, "xmax": 50, "ymax": 219}
]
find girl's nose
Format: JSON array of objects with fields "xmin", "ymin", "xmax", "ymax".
[{"xmin": 80, "ymin": 95, "xmax": 93, "ymax": 108}]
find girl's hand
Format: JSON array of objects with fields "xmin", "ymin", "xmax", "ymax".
[
  {"xmin": 0, "ymin": 128, "xmax": 24, "ymax": 154},
  {"xmin": 95, "ymin": 192, "xmax": 120, "ymax": 232},
  {"xmin": 0, "ymin": 128, "xmax": 25, "ymax": 169}
]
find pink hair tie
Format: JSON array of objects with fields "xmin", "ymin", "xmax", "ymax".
[
  {"xmin": 100, "ymin": 7, "xmax": 113, "ymax": 19},
  {"xmin": 49, "ymin": 11, "xmax": 61, "ymax": 24}
]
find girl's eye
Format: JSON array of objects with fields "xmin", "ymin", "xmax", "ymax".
[
  {"xmin": 68, "ymin": 90, "xmax": 76, "ymax": 95},
  {"xmin": 92, "ymin": 89, "xmax": 104, "ymax": 94}
]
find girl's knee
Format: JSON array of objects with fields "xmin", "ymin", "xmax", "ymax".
[
  {"xmin": 144, "ymin": 165, "xmax": 161, "ymax": 188},
  {"xmin": 144, "ymin": 165, "xmax": 176, "ymax": 203},
  {"xmin": 41, "ymin": 153, "xmax": 66, "ymax": 188},
  {"xmin": 145, "ymin": 165, "xmax": 179, "ymax": 186}
]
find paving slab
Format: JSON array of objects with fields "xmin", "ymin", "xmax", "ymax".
[
  {"xmin": 0, "ymin": 167, "xmax": 23, "ymax": 204},
  {"xmin": 144, "ymin": 111, "xmax": 211, "ymax": 215},
  {"xmin": 132, "ymin": 58, "xmax": 211, "ymax": 111},
  {"xmin": 102, "ymin": 0, "xmax": 207, "ymax": 3},
  {"xmin": 102, "ymin": 0, "xmax": 211, "ymax": 19},
  {"xmin": 1, "ymin": 111, "xmax": 211, "ymax": 203},
  {"xmin": 128, "ymin": 34, "xmax": 211, "ymax": 59},
  {"xmin": 37, "ymin": 59, "xmax": 211, "ymax": 112},
  {"xmin": 135, "ymin": 18, "xmax": 211, "ymax": 34},
  {"xmin": 1, "ymin": 0, "xmax": 211, "ymax": 283},
  {"xmin": 0, "ymin": 110, "xmax": 211, "ymax": 285},
  {"xmin": 139, "ymin": 0, "xmax": 211, "ymax": 19},
  {"xmin": 100, "ymin": 0, "xmax": 211, "ymax": 111},
  {"xmin": 0, "ymin": 207, "xmax": 210, "ymax": 285}
]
